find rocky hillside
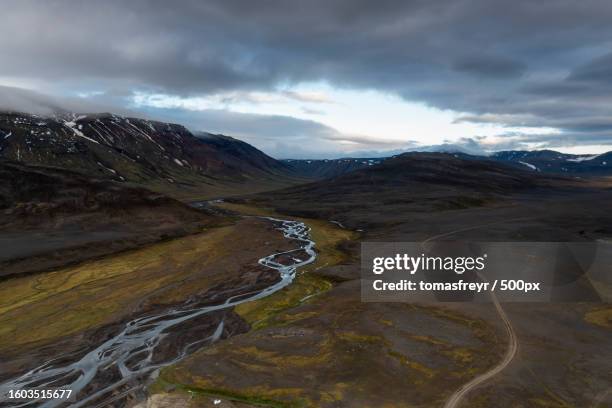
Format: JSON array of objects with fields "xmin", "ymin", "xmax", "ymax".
[
  {"xmin": 283, "ymin": 149, "xmax": 612, "ymax": 180},
  {"xmin": 0, "ymin": 112, "xmax": 299, "ymax": 200},
  {"xmin": 0, "ymin": 159, "xmax": 216, "ymax": 278},
  {"xmin": 248, "ymin": 152, "xmax": 576, "ymax": 225},
  {"xmin": 490, "ymin": 150, "xmax": 612, "ymax": 175}
]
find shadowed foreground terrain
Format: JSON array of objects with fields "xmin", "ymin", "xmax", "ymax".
[
  {"xmin": 1, "ymin": 151, "xmax": 610, "ymax": 408},
  {"xmin": 145, "ymin": 154, "xmax": 612, "ymax": 407},
  {"xmin": 0, "ymin": 159, "xmax": 217, "ymax": 279},
  {"xmin": 0, "ymin": 217, "xmax": 301, "ymax": 404}
]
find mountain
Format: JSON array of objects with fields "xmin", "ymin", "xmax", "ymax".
[
  {"xmin": 282, "ymin": 157, "xmax": 384, "ymax": 178},
  {"xmin": 0, "ymin": 111, "xmax": 301, "ymax": 200},
  {"xmin": 284, "ymin": 149, "xmax": 612, "ymax": 180},
  {"xmin": 490, "ymin": 150, "xmax": 612, "ymax": 175},
  {"xmin": 247, "ymin": 152, "xmax": 574, "ymax": 226},
  {"xmin": 197, "ymin": 132, "xmax": 290, "ymax": 176},
  {"xmin": 398, "ymin": 149, "xmax": 612, "ymax": 176},
  {"xmin": 0, "ymin": 159, "xmax": 215, "ymax": 278}
]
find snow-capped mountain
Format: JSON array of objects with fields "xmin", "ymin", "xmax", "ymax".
[
  {"xmin": 0, "ymin": 111, "xmax": 296, "ymax": 199},
  {"xmin": 490, "ymin": 150, "xmax": 612, "ymax": 175}
]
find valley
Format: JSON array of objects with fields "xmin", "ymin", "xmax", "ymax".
[
  {"xmin": 0, "ymin": 215, "xmax": 317, "ymax": 407},
  {"xmin": 3, "ymin": 3, "xmax": 612, "ymax": 407},
  {"xmin": 0, "ymin": 111, "xmax": 610, "ymax": 408},
  {"xmin": 142, "ymin": 192, "xmax": 612, "ymax": 407}
]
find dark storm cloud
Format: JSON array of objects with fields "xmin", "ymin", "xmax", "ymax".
[
  {"xmin": 569, "ymin": 52, "xmax": 612, "ymax": 83},
  {"xmin": 1, "ymin": 0, "xmax": 612, "ymax": 148},
  {"xmin": 452, "ymin": 55, "xmax": 526, "ymax": 79}
]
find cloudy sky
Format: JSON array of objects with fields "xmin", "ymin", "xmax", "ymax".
[{"xmin": 1, "ymin": 0, "xmax": 612, "ymax": 158}]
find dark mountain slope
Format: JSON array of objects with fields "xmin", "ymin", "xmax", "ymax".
[
  {"xmin": 197, "ymin": 132, "xmax": 290, "ymax": 175},
  {"xmin": 490, "ymin": 150, "xmax": 612, "ymax": 175},
  {"xmin": 282, "ymin": 149, "xmax": 612, "ymax": 180},
  {"xmin": 0, "ymin": 112, "xmax": 301, "ymax": 200},
  {"xmin": 272, "ymin": 152, "xmax": 567, "ymax": 197},
  {"xmin": 282, "ymin": 157, "xmax": 384, "ymax": 179},
  {"xmin": 246, "ymin": 152, "xmax": 579, "ymax": 228},
  {"xmin": 0, "ymin": 159, "xmax": 215, "ymax": 278}
]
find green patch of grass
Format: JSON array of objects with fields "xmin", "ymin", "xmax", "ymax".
[
  {"xmin": 584, "ymin": 306, "xmax": 612, "ymax": 329},
  {"xmin": 182, "ymin": 386, "xmax": 298, "ymax": 408},
  {"xmin": 236, "ymin": 273, "xmax": 332, "ymax": 330},
  {"xmin": 219, "ymin": 202, "xmax": 355, "ymax": 330},
  {"xmin": 0, "ymin": 225, "xmax": 239, "ymax": 352},
  {"xmin": 151, "ymin": 376, "xmax": 309, "ymax": 408},
  {"xmin": 388, "ymin": 350, "xmax": 436, "ymax": 379}
]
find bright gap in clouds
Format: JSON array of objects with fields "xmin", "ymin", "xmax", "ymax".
[
  {"xmin": 553, "ymin": 145, "xmax": 612, "ymax": 155},
  {"xmin": 131, "ymin": 83, "xmax": 564, "ymax": 155}
]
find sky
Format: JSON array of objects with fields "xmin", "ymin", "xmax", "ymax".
[{"xmin": 1, "ymin": 0, "xmax": 612, "ymax": 158}]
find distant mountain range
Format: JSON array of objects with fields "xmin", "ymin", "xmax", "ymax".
[
  {"xmin": 282, "ymin": 157, "xmax": 384, "ymax": 178},
  {"xmin": 490, "ymin": 149, "xmax": 612, "ymax": 175},
  {"xmin": 250, "ymin": 152, "xmax": 576, "ymax": 227},
  {"xmin": 1, "ymin": 110, "xmax": 610, "ymax": 204},
  {"xmin": 284, "ymin": 149, "xmax": 612, "ymax": 178}
]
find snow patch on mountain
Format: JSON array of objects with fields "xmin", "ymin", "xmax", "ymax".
[
  {"xmin": 567, "ymin": 154, "xmax": 601, "ymax": 162},
  {"xmin": 519, "ymin": 161, "xmax": 538, "ymax": 171},
  {"xmin": 63, "ymin": 120, "xmax": 100, "ymax": 144}
]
